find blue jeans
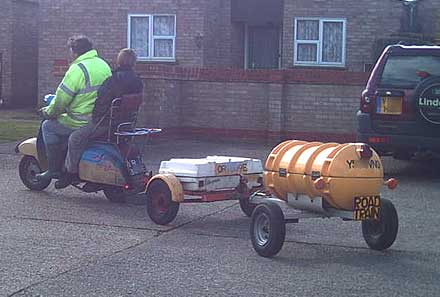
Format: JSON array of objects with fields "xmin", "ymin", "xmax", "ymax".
[
  {"xmin": 41, "ymin": 119, "xmax": 75, "ymax": 145},
  {"xmin": 65, "ymin": 122, "xmax": 107, "ymax": 173}
]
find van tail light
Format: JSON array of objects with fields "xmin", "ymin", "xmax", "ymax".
[
  {"xmin": 360, "ymin": 94, "xmax": 372, "ymax": 113},
  {"xmin": 416, "ymin": 71, "xmax": 431, "ymax": 79},
  {"xmin": 368, "ymin": 136, "xmax": 390, "ymax": 144}
]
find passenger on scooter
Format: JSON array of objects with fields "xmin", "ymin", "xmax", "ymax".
[
  {"xmin": 36, "ymin": 35, "xmax": 112, "ymax": 182},
  {"xmin": 55, "ymin": 48, "xmax": 144, "ymax": 189}
]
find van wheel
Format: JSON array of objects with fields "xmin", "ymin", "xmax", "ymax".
[
  {"xmin": 250, "ymin": 202, "xmax": 286, "ymax": 257},
  {"xmin": 362, "ymin": 198, "xmax": 398, "ymax": 250},
  {"xmin": 146, "ymin": 180, "xmax": 179, "ymax": 225},
  {"xmin": 103, "ymin": 186, "xmax": 128, "ymax": 203},
  {"xmin": 19, "ymin": 156, "xmax": 51, "ymax": 191}
]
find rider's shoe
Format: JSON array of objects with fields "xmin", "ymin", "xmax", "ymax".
[
  {"xmin": 54, "ymin": 172, "xmax": 78, "ymax": 189},
  {"xmin": 36, "ymin": 144, "xmax": 63, "ymax": 181},
  {"xmin": 35, "ymin": 170, "xmax": 61, "ymax": 181}
]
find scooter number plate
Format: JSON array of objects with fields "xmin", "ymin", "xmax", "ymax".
[{"xmin": 127, "ymin": 157, "xmax": 145, "ymax": 176}]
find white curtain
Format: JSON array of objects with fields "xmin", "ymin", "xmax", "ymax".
[
  {"xmin": 322, "ymin": 22, "xmax": 343, "ymax": 63},
  {"xmin": 153, "ymin": 16, "xmax": 175, "ymax": 36},
  {"xmin": 298, "ymin": 44, "xmax": 317, "ymax": 62},
  {"xmin": 154, "ymin": 39, "xmax": 173, "ymax": 57},
  {"xmin": 153, "ymin": 16, "xmax": 175, "ymax": 58},
  {"xmin": 297, "ymin": 20, "xmax": 319, "ymax": 40},
  {"xmin": 296, "ymin": 20, "xmax": 318, "ymax": 62},
  {"xmin": 131, "ymin": 17, "xmax": 149, "ymax": 58}
]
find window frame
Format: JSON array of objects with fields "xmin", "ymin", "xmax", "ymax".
[
  {"xmin": 127, "ymin": 13, "xmax": 176, "ymax": 62},
  {"xmin": 294, "ymin": 17, "xmax": 346, "ymax": 67}
]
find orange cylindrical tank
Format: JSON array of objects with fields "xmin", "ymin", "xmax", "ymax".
[{"xmin": 264, "ymin": 140, "xmax": 384, "ymax": 210}]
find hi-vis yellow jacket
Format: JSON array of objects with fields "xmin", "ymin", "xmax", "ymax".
[{"xmin": 42, "ymin": 50, "xmax": 112, "ymax": 129}]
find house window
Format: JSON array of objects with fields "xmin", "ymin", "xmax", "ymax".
[
  {"xmin": 128, "ymin": 14, "xmax": 176, "ymax": 61},
  {"xmin": 294, "ymin": 18, "xmax": 346, "ymax": 67}
]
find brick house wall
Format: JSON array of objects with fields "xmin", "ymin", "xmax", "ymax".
[
  {"xmin": 39, "ymin": 0, "xmax": 439, "ymax": 96},
  {"xmin": 418, "ymin": 0, "xmax": 438, "ymax": 37},
  {"xmin": 133, "ymin": 65, "xmax": 368, "ymax": 142},
  {"xmin": 230, "ymin": 22, "xmax": 245, "ymax": 68},
  {"xmin": 0, "ymin": 0, "xmax": 38, "ymax": 108},
  {"xmin": 41, "ymin": 0, "xmax": 439, "ymax": 141},
  {"xmin": 282, "ymin": 0, "xmax": 403, "ymax": 71},
  {"xmin": 283, "ymin": 0, "xmax": 439, "ymax": 71},
  {"xmin": 11, "ymin": 0, "xmax": 39, "ymax": 107},
  {"xmin": 0, "ymin": 1, "xmax": 13, "ymax": 106},
  {"xmin": 203, "ymin": 0, "xmax": 233, "ymax": 67},
  {"xmin": 37, "ymin": 0, "xmax": 230, "ymax": 100}
]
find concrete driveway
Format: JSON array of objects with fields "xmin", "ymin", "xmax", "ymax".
[{"xmin": 0, "ymin": 138, "xmax": 439, "ymax": 297}]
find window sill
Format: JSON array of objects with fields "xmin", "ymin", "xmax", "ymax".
[
  {"xmin": 292, "ymin": 64, "xmax": 347, "ymax": 70},
  {"xmin": 138, "ymin": 59, "xmax": 177, "ymax": 63}
]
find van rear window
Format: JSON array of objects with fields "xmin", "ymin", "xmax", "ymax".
[{"xmin": 379, "ymin": 55, "xmax": 440, "ymax": 88}]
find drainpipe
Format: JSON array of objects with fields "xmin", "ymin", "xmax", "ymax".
[{"xmin": 400, "ymin": 0, "xmax": 420, "ymax": 33}]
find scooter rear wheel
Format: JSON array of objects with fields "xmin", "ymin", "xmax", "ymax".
[
  {"xmin": 19, "ymin": 156, "xmax": 51, "ymax": 191},
  {"xmin": 103, "ymin": 186, "xmax": 128, "ymax": 203}
]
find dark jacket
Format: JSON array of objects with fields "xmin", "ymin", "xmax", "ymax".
[{"xmin": 92, "ymin": 66, "xmax": 143, "ymax": 124}]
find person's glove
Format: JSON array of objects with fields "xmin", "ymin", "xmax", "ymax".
[{"xmin": 38, "ymin": 107, "xmax": 50, "ymax": 119}]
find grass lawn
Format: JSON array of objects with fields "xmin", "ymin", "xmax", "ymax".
[{"xmin": 0, "ymin": 109, "xmax": 40, "ymax": 143}]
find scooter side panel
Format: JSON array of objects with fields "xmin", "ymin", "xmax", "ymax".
[{"xmin": 78, "ymin": 143, "xmax": 126, "ymax": 186}]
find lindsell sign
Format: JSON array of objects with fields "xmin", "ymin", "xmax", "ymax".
[{"xmin": 418, "ymin": 83, "xmax": 440, "ymax": 124}]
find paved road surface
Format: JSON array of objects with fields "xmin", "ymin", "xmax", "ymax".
[{"xmin": 0, "ymin": 138, "xmax": 439, "ymax": 296}]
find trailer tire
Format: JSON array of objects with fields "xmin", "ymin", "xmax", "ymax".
[
  {"xmin": 250, "ymin": 201, "xmax": 286, "ymax": 257},
  {"xmin": 362, "ymin": 198, "xmax": 398, "ymax": 250},
  {"xmin": 146, "ymin": 180, "xmax": 179, "ymax": 225},
  {"xmin": 239, "ymin": 196, "xmax": 257, "ymax": 217}
]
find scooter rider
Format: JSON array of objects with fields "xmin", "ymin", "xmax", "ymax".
[
  {"xmin": 54, "ymin": 48, "xmax": 144, "ymax": 189},
  {"xmin": 36, "ymin": 35, "xmax": 112, "ymax": 182}
]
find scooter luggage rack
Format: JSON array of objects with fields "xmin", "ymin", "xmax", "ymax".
[
  {"xmin": 105, "ymin": 94, "xmax": 162, "ymax": 159},
  {"xmin": 114, "ymin": 124, "xmax": 161, "ymax": 160},
  {"xmin": 114, "ymin": 123, "xmax": 161, "ymax": 144}
]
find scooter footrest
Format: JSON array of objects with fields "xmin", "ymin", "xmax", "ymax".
[{"xmin": 82, "ymin": 183, "xmax": 104, "ymax": 193}]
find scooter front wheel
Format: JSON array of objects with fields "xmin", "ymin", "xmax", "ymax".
[{"xmin": 19, "ymin": 156, "xmax": 51, "ymax": 191}]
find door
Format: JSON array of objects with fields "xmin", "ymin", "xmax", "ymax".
[{"xmin": 248, "ymin": 26, "xmax": 280, "ymax": 69}]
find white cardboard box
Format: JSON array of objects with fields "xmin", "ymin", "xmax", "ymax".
[{"xmin": 159, "ymin": 156, "xmax": 263, "ymax": 192}]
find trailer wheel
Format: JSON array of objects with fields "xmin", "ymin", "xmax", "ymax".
[
  {"xmin": 146, "ymin": 180, "xmax": 180, "ymax": 225},
  {"xmin": 19, "ymin": 156, "xmax": 51, "ymax": 191},
  {"xmin": 239, "ymin": 196, "xmax": 257, "ymax": 217},
  {"xmin": 250, "ymin": 202, "xmax": 286, "ymax": 257},
  {"xmin": 362, "ymin": 198, "xmax": 398, "ymax": 251}
]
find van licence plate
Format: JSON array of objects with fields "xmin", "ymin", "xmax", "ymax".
[
  {"xmin": 376, "ymin": 96, "xmax": 402, "ymax": 115},
  {"xmin": 353, "ymin": 196, "xmax": 381, "ymax": 221}
]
